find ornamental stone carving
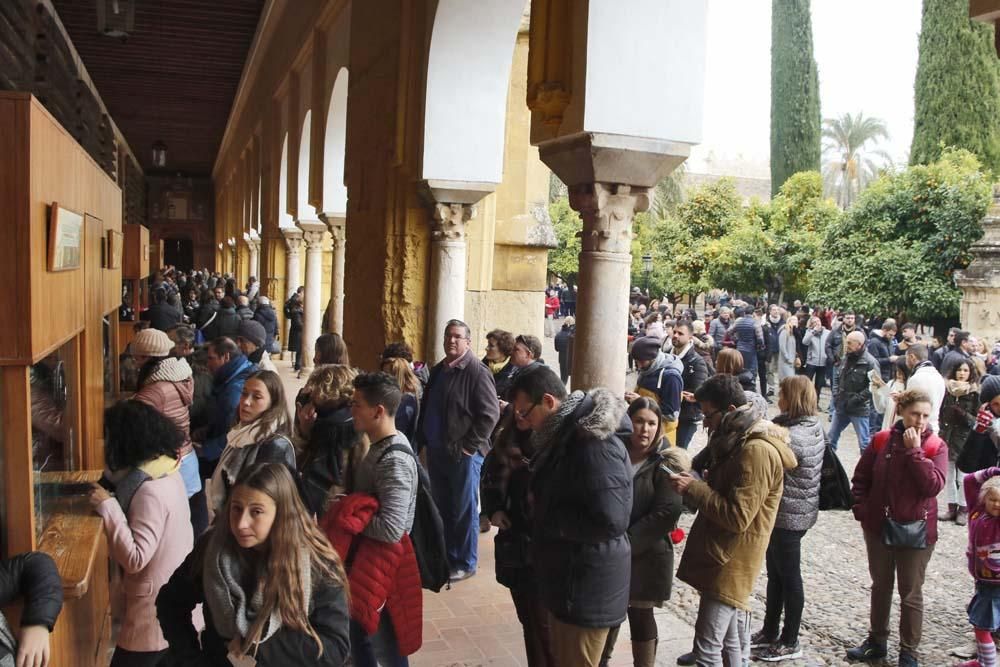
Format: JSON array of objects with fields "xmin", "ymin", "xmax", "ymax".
[
  {"xmin": 568, "ymin": 182, "xmax": 651, "ymax": 254},
  {"xmin": 431, "ymin": 203, "xmax": 476, "ymax": 242}
]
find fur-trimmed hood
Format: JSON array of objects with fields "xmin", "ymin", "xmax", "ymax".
[
  {"xmin": 575, "ymin": 388, "xmax": 629, "ymax": 441},
  {"xmin": 744, "ymin": 418, "xmax": 797, "ymax": 472}
]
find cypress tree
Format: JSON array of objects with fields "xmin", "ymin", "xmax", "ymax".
[
  {"xmin": 910, "ymin": 0, "xmax": 1000, "ymax": 174},
  {"xmin": 770, "ymin": 0, "xmax": 821, "ymax": 197}
]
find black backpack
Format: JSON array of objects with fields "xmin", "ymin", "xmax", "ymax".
[
  {"xmin": 818, "ymin": 441, "xmax": 853, "ymax": 511},
  {"xmin": 378, "ymin": 443, "xmax": 450, "ymax": 592}
]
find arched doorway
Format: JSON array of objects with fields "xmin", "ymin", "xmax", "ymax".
[{"xmin": 163, "ymin": 237, "xmax": 194, "ymax": 271}]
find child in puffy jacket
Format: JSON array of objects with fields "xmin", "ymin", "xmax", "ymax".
[{"xmin": 960, "ymin": 466, "xmax": 1000, "ymax": 667}]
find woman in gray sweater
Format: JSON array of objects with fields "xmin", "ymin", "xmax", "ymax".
[{"xmin": 752, "ymin": 375, "xmax": 826, "ymax": 662}]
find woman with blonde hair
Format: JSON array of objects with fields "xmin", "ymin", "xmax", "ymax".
[
  {"xmin": 715, "ymin": 348, "xmax": 768, "ymax": 420},
  {"xmin": 380, "ymin": 356, "xmax": 420, "ymax": 443},
  {"xmin": 157, "ymin": 463, "xmax": 351, "ymax": 665},
  {"xmin": 297, "ymin": 364, "xmax": 368, "ymax": 515},
  {"xmin": 752, "ymin": 376, "xmax": 824, "ymax": 661},
  {"xmin": 777, "ymin": 316, "xmax": 799, "ymax": 381}
]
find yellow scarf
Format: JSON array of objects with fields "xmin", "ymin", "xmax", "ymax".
[{"xmin": 488, "ymin": 357, "xmax": 510, "ymax": 375}]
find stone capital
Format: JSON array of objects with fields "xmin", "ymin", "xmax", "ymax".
[
  {"xmin": 431, "ymin": 202, "xmax": 477, "ymax": 242},
  {"xmin": 281, "ymin": 227, "xmax": 303, "ymax": 254},
  {"xmin": 295, "ymin": 219, "xmax": 328, "ymax": 249},
  {"xmin": 568, "ymin": 182, "xmax": 650, "ymax": 254},
  {"xmin": 318, "ymin": 211, "xmax": 347, "ymax": 245}
]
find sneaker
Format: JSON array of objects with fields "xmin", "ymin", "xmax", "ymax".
[
  {"xmin": 898, "ymin": 651, "xmax": 918, "ymax": 667},
  {"xmin": 676, "ymin": 652, "xmax": 696, "ymax": 666},
  {"xmin": 448, "ymin": 569, "xmax": 476, "ymax": 583},
  {"xmin": 750, "ymin": 629, "xmax": 779, "ymax": 649},
  {"xmin": 757, "ymin": 642, "xmax": 803, "ymax": 662},
  {"xmin": 846, "ymin": 637, "xmax": 888, "ymax": 662}
]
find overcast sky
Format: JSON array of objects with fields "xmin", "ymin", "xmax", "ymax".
[{"xmin": 687, "ymin": 0, "xmax": 923, "ymax": 177}]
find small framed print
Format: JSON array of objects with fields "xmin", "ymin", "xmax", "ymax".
[{"xmin": 47, "ymin": 202, "xmax": 84, "ymax": 272}]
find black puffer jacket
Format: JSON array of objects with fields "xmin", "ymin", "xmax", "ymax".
[
  {"xmin": 771, "ymin": 414, "xmax": 825, "ymax": 531},
  {"xmin": 0, "ymin": 552, "xmax": 63, "ymax": 646},
  {"xmin": 253, "ymin": 305, "xmax": 279, "ymax": 351},
  {"xmin": 677, "ymin": 345, "xmax": 708, "ymax": 423},
  {"xmin": 202, "ymin": 306, "xmax": 241, "ymax": 341},
  {"xmin": 627, "ymin": 445, "xmax": 684, "ymax": 603},
  {"xmin": 530, "ymin": 389, "xmax": 633, "ymax": 628}
]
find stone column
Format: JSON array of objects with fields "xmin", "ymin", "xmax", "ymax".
[
  {"xmin": 957, "ymin": 187, "xmax": 1000, "ymax": 342},
  {"xmin": 319, "ymin": 212, "xmax": 346, "ymax": 335},
  {"xmin": 426, "ymin": 202, "xmax": 476, "ymax": 364},
  {"xmin": 569, "ymin": 183, "xmax": 650, "ymax": 396},
  {"xmin": 297, "ymin": 220, "xmax": 328, "ymax": 374},
  {"xmin": 281, "ymin": 227, "xmax": 303, "ymax": 355},
  {"xmin": 245, "ymin": 235, "xmax": 260, "ymax": 282}
]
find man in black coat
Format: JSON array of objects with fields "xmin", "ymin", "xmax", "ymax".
[
  {"xmin": 144, "ymin": 288, "xmax": 183, "ymax": 332},
  {"xmin": 941, "ymin": 330, "xmax": 973, "ymax": 377},
  {"xmin": 509, "ymin": 365, "xmax": 632, "ymax": 667},
  {"xmin": 931, "ymin": 327, "xmax": 960, "ymax": 371},
  {"xmin": 202, "ymin": 297, "xmax": 240, "ymax": 342},
  {"xmin": 252, "ymin": 296, "xmax": 279, "ymax": 352},
  {"xmin": 553, "ymin": 317, "xmax": 575, "ymax": 385},
  {"xmin": 671, "ymin": 321, "xmax": 710, "ymax": 449},
  {"xmin": 829, "ymin": 331, "xmax": 879, "ymax": 452}
]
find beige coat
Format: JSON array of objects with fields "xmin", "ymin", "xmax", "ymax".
[{"xmin": 677, "ymin": 419, "xmax": 796, "ymax": 610}]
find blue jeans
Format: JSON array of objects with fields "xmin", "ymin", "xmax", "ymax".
[
  {"xmin": 429, "ymin": 448, "xmax": 484, "ymax": 572},
  {"xmin": 350, "ymin": 611, "xmax": 408, "ymax": 667},
  {"xmin": 829, "ymin": 409, "xmax": 871, "ymax": 452},
  {"xmin": 676, "ymin": 419, "xmax": 699, "ymax": 450}
]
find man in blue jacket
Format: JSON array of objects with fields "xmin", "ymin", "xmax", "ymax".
[{"xmin": 201, "ymin": 337, "xmax": 257, "ymax": 479}]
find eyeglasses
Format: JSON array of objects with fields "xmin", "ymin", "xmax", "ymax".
[
  {"xmin": 515, "ymin": 402, "xmax": 539, "ymax": 420},
  {"xmin": 702, "ymin": 408, "xmax": 722, "ymax": 421}
]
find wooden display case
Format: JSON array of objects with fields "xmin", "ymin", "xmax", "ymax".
[{"xmin": 0, "ymin": 92, "xmax": 121, "ymax": 666}]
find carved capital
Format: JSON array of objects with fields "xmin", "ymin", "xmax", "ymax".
[
  {"xmin": 431, "ymin": 203, "xmax": 476, "ymax": 242},
  {"xmin": 281, "ymin": 228, "xmax": 303, "ymax": 255},
  {"xmin": 303, "ymin": 229, "xmax": 326, "ymax": 249},
  {"xmin": 568, "ymin": 183, "xmax": 650, "ymax": 254},
  {"xmin": 319, "ymin": 212, "xmax": 347, "ymax": 247},
  {"xmin": 527, "ymin": 82, "xmax": 571, "ymax": 129}
]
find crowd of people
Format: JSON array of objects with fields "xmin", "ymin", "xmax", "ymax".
[{"xmin": 8, "ymin": 266, "xmax": 1000, "ymax": 667}]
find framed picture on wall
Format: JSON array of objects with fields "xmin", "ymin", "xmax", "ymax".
[
  {"xmin": 107, "ymin": 229, "xmax": 123, "ymax": 269},
  {"xmin": 47, "ymin": 202, "xmax": 84, "ymax": 272}
]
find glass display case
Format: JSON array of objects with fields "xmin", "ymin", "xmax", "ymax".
[{"xmin": 31, "ymin": 337, "xmax": 80, "ymax": 540}]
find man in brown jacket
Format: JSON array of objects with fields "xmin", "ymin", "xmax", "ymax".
[{"xmin": 670, "ymin": 374, "xmax": 796, "ymax": 667}]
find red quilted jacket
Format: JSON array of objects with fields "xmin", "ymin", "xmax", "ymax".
[{"xmin": 320, "ymin": 493, "xmax": 423, "ymax": 656}]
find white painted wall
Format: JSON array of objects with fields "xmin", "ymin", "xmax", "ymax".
[
  {"xmin": 278, "ymin": 134, "xmax": 293, "ymax": 228},
  {"xmin": 322, "ymin": 68, "xmax": 349, "ymax": 215},
  {"xmin": 422, "ymin": 0, "xmax": 525, "ymax": 186},
  {"xmin": 583, "ymin": 0, "xmax": 706, "ymax": 144},
  {"xmin": 297, "ymin": 111, "xmax": 318, "ymax": 220}
]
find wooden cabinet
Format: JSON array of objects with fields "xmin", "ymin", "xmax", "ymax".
[
  {"xmin": 0, "ymin": 92, "xmax": 119, "ymax": 666},
  {"xmin": 122, "ymin": 223, "xmax": 149, "ymax": 281}
]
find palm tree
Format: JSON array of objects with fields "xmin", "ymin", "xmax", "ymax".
[
  {"xmin": 821, "ymin": 112, "xmax": 892, "ymax": 209},
  {"xmin": 650, "ymin": 163, "xmax": 686, "ymax": 220}
]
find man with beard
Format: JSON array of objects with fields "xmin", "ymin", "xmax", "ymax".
[
  {"xmin": 626, "ymin": 336, "xmax": 683, "ymax": 446},
  {"xmin": 670, "ymin": 374, "xmax": 795, "ymax": 666}
]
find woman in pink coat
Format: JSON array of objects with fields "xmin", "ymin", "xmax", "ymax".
[{"xmin": 89, "ymin": 400, "xmax": 194, "ymax": 667}]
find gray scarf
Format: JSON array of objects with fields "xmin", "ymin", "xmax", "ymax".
[
  {"xmin": 0, "ymin": 612, "xmax": 15, "ymax": 667},
  {"xmin": 202, "ymin": 530, "xmax": 312, "ymax": 654}
]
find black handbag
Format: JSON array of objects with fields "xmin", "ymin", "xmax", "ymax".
[{"xmin": 881, "ymin": 507, "xmax": 928, "ymax": 549}]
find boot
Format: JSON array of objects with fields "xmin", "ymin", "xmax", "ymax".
[
  {"xmin": 957, "ymin": 506, "xmax": 970, "ymax": 526},
  {"xmin": 631, "ymin": 639, "xmax": 657, "ymax": 667},
  {"xmin": 939, "ymin": 502, "xmax": 957, "ymax": 522}
]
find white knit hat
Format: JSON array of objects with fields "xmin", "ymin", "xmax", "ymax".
[{"xmin": 132, "ymin": 329, "xmax": 173, "ymax": 357}]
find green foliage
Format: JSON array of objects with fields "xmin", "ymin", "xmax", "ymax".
[
  {"xmin": 910, "ymin": 0, "xmax": 1000, "ymax": 174},
  {"xmin": 809, "ymin": 148, "xmax": 991, "ymax": 320},
  {"xmin": 546, "ymin": 197, "xmax": 581, "ymax": 285},
  {"xmin": 770, "ymin": 0, "xmax": 822, "ymax": 196}
]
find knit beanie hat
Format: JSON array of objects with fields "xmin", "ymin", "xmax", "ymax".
[
  {"xmin": 236, "ymin": 320, "xmax": 266, "ymax": 349},
  {"xmin": 631, "ymin": 336, "xmax": 662, "ymax": 362},
  {"xmin": 982, "ymin": 375, "xmax": 1000, "ymax": 406},
  {"xmin": 132, "ymin": 329, "xmax": 173, "ymax": 357}
]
